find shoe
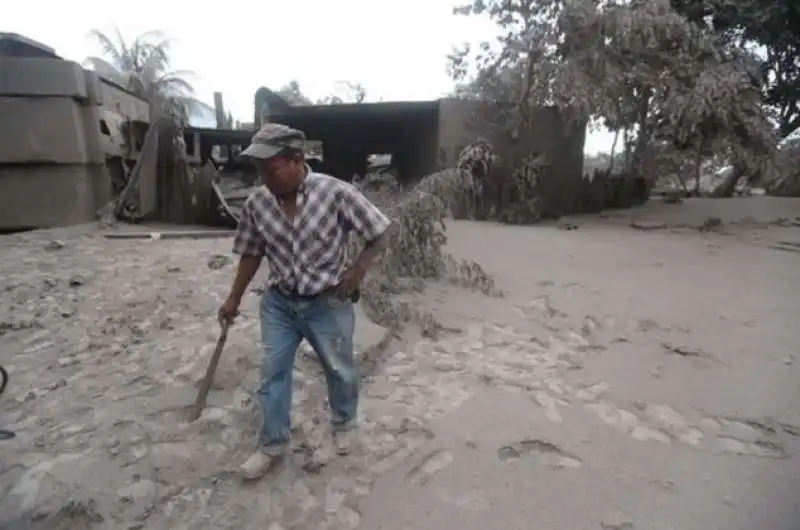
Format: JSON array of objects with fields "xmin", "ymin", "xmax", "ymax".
[
  {"xmin": 240, "ymin": 446, "xmax": 285, "ymax": 480},
  {"xmin": 333, "ymin": 428, "xmax": 358, "ymax": 456}
]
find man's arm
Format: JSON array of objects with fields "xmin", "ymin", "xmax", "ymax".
[
  {"xmin": 228, "ymin": 255, "xmax": 262, "ymax": 301},
  {"xmin": 351, "ymin": 231, "xmax": 387, "ymax": 273},
  {"xmin": 340, "ymin": 183, "xmax": 392, "ymax": 273},
  {"xmin": 227, "ymin": 201, "xmax": 266, "ymax": 302}
]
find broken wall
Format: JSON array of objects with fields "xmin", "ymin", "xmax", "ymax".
[
  {"xmin": 266, "ymin": 101, "xmax": 441, "ymax": 185},
  {"xmin": 0, "ymin": 36, "xmax": 148, "ymax": 230}
]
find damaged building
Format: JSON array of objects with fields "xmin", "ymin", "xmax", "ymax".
[
  {"xmin": 251, "ymin": 87, "xmax": 586, "ymax": 188},
  {"xmin": 0, "ymin": 32, "xmax": 588, "ymax": 230},
  {"xmin": 0, "ymin": 32, "xmax": 150, "ymax": 231}
]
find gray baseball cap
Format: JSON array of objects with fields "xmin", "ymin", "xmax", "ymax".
[{"xmin": 239, "ymin": 123, "xmax": 306, "ymax": 160}]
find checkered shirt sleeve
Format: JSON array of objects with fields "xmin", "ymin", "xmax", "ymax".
[
  {"xmin": 339, "ymin": 182, "xmax": 392, "ymax": 242},
  {"xmin": 232, "ymin": 198, "xmax": 267, "ymax": 257}
]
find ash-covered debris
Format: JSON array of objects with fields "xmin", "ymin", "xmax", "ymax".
[
  {"xmin": 0, "ymin": 145, "xmax": 506, "ymax": 529},
  {"xmin": 352, "ymin": 144, "xmax": 503, "ymax": 334}
]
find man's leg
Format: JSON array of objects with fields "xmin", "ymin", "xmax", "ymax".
[
  {"xmin": 241, "ymin": 288, "xmax": 302, "ymax": 479},
  {"xmin": 300, "ymin": 295, "xmax": 358, "ymax": 453}
]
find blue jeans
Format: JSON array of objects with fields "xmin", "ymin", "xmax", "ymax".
[{"xmin": 257, "ymin": 287, "xmax": 358, "ymax": 448}]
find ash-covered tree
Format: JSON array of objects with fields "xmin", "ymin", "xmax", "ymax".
[
  {"xmin": 275, "ymin": 80, "xmax": 368, "ymax": 105},
  {"xmin": 671, "ymin": 0, "xmax": 800, "ymax": 140},
  {"xmin": 276, "ymin": 80, "xmax": 313, "ymax": 105},
  {"xmin": 450, "ymin": 0, "xmax": 777, "ymax": 200},
  {"xmin": 87, "ymin": 27, "xmax": 217, "ymax": 225},
  {"xmin": 85, "ymin": 28, "xmax": 210, "ymax": 124},
  {"xmin": 668, "ymin": 0, "xmax": 799, "ymax": 196},
  {"xmin": 317, "ymin": 81, "xmax": 369, "ymax": 104}
]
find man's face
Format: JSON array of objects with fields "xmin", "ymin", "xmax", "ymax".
[{"xmin": 255, "ymin": 155, "xmax": 303, "ymax": 196}]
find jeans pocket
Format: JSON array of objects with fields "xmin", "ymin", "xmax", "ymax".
[{"xmin": 326, "ymin": 295, "xmax": 346, "ymax": 309}]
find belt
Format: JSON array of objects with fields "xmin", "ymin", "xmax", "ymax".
[
  {"xmin": 274, "ymin": 285, "xmax": 323, "ymax": 299},
  {"xmin": 274, "ymin": 285, "xmax": 361, "ymax": 303}
]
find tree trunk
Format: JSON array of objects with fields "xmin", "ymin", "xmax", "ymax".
[
  {"xmin": 692, "ymin": 138, "xmax": 705, "ymax": 196},
  {"xmin": 676, "ymin": 171, "xmax": 690, "ymax": 196},
  {"xmin": 622, "ymin": 128, "xmax": 632, "ymax": 172},
  {"xmin": 608, "ymin": 129, "xmax": 619, "ymax": 174}
]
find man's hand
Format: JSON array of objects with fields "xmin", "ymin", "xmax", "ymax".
[
  {"xmin": 335, "ymin": 265, "xmax": 366, "ymax": 301},
  {"xmin": 218, "ymin": 296, "xmax": 241, "ymax": 325}
]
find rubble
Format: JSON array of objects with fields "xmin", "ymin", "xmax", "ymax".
[
  {"xmin": 0, "ymin": 164, "xmax": 501, "ymax": 529},
  {"xmin": 206, "ymin": 254, "xmax": 231, "ymax": 271},
  {"xmin": 1, "ymin": 217, "xmax": 796, "ymax": 528},
  {"xmin": 2, "ymin": 157, "xmax": 796, "ymax": 528}
]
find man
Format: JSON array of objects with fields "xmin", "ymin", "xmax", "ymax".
[{"xmin": 219, "ymin": 123, "xmax": 391, "ymax": 480}]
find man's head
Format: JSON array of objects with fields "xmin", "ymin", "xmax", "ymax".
[{"xmin": 240, "ymin": 123, "xmax": 307, "ymax": 197}]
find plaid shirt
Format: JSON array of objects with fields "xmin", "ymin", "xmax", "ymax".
[{"xmin": 232, "ymin": 171, "xmax": 391, "ymax": 296}]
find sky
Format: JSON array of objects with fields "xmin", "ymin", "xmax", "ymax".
[{"xmin": 5, "ymin": 0, "xmax": 614, "ymax": 154}]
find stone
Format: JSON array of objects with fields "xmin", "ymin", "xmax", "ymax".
[
  {"xmin": 630, "ymin": 220, "xmax": 667, "ymax": 231},
  {"xmin": 699, "ymin": 216, "xmax": 723, "ymax": 231},
  {"xmin": 45, "ymin": 240, "xmax": 66, "ymax": 251},
  {"xmin": 116, "ymin": 479, "xmax": 157, "ymax": 503},
  {"xmin": 68, "ymin": 274, "xmax": 87, "ymax": 287},
  {"xmin": 601, "ymin": 517, "xmax": 635, "ymax": 530},
  {"xmin": 207, "ymin": 254, "xmax": 231, "ymax": 270},
  {"xmin": 556, "ymin": 219, "xmax": 580, "ymax": 230}
]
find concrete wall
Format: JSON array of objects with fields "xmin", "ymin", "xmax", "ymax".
[
  {"xmin": 100, "ymin": 79, "xmax": 150, "ymax": 123},
  {"xmin": 437, "ymin": 98, "xmax": 585, "ymax": 169},
  {"xmin": 0, "ymin": 32, "xmax": 59, "ymax": 59},
  {"xmin": 0, "ymin": 42, "xmax": 150, "ymax": 230},
  {"xmin": 436, "ymin": 98, "xmax": 588, "ymax": 218},
  {"xmin": 0, "ymin": 166, "xmax": 106, "ymax": 227},
  {"xmin": 0, "ymin": 57, "xmax": 92, "ymax": 99},
  {"xmin": 436, "ymin": 99, "xmax": 484, "ymax": 168},
  {"xmin": 0, "ymin": 97, "xmax": 103, "ymax": 164},
  {"xmin": 392, "ymin": 119, "xmax": 440, "ymax": 183},
  {"xmin": 514, "ymin": 107, "xmax": 587, "ymax": 217}
]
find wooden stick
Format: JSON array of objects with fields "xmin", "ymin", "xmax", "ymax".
[
  {"xmin": 103, "ymin": 230, "xmax": 235, "ymax": 240},
  {"xmin": 188, "ymin": 321, "xmax": 231, "ymax": 422}
]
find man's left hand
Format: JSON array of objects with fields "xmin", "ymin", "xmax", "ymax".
[{"xmin": 335, "ymin": 265, "xmax": 366, "ymax": 300}]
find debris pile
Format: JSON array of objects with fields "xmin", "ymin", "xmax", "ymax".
[{"xmin": 352, "ymin": 149, "xmax": 502, "ymax": 334}]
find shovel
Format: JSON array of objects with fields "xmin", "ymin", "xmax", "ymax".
[{"xmin": 188, "ymin": 320, "xmax": 231, "ymax": 422}]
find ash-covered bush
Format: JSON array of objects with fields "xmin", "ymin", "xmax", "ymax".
[
  {"xmin": 351, "ymin": 165, "xmax": 501, "ymax": 334},
  {"xmin": 765, "ymin": 137, "xmax": 800, "ymax": 197}
]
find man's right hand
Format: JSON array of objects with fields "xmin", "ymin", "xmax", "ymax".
[{"xmin": 218, "ymin": 296, "xmax": 241, "ymax": 325}]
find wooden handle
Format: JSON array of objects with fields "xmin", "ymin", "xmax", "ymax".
[{"xmin": 188, "ymin": 321, "xmax": 230, "ymax": 422}]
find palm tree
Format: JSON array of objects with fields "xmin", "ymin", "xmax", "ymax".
[{"xmin": 84, "ymin": 27, "xmax": 210, "ymax": 123}]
